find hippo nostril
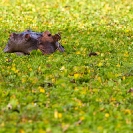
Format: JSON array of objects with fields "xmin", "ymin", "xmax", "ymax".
[{"xmin": 48, "ymin": 34, "xmax": 51, "ymax": 36}]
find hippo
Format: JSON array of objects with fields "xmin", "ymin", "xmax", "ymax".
[
  {"xmin": 37, "ymin": 31, "xmax": 65, "ymax": 54},
  {"xmin": 4, "ymin": 30, "xmax": 42, "ymax": 55}
]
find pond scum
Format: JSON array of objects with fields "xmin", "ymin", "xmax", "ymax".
[{"xmin": 0, "ymin": 0, "xmax": 133, "ymax": 133}]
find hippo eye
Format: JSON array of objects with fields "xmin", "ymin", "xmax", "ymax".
[{"xmin": 48, "ymin": 34, "xmax": 51, "ymax": 36}]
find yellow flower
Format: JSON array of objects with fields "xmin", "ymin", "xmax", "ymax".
[
  {"xmin": 98, "ymin": 126, "xmax": 103, "ymax": 131},
  {"xmin": 76, "ymin": 51, "xmax": 81, "ymax": 55},
  {"xmin": 0, "ymin": 122, "xmax": 4, "ymax": 127},
  {"xmin": 54, "ymin": 110, "xmax": 58, "ymax": 119},
  {"xmin": 105, "ymin": 113, "xmax": 109, "ymax": 118},
  {"xmin": 29, "ymin": 68, "xmax": 32, "ymax": 71},
  {"xmin": 110, "ymin": 97, "xmax": 116, "ymax": 102},
  {"xmin": 124, "ymin": 109, "xmax": 132, "ymax": 115},
  {"xmin": 19, "ymin": 129, "xmax": 25, "ymax": 133},
  {"xmin": 98, "ymin": 62, "xmax": 103, "ymax": 67},
  {"xmin": 58, "ymin": 113, "xmax": 62, "ymax": 119},
  {"xmin": 22, "ymin": 78, "xmax": 26, "ymax": 83},
  {"xmin": 80, "ymin": 116, "xmax": 85, "ymax": 121},
  {"xmin": 101, "ymin": 53, "xmax": 104, "ymax": 57},
  {"xmin": 11, "ymin": 67, "xmax": 19, "ymax": 73},
  {"xmin": 52, "ymin": 78, "xmax": 56, "ymax": 83},
  {"xmin": 54, "ymin": 110, "xmax": 62, "ymax": 119},
  {"xmin": 116, "ymin": 64, "xmax": 120, "ymax": 67},
  {"xmin": 74, "ymin": 73, "xmax": 81, "ymax": 79},
  {"xmin": 122, "ymin": 76, "xmax": 125, "ymax": 80},
  {"xmin": 124, "ymin": 52, "xmax": 129, "ymax": 57},
  {"xmin": 97, "ymin": 76, "xmax": 102, "ymax": 83},
  {"xmin": 60, "ymin": 66, "xmax": 65, "ymax": 71},
  {"xmin": 38, "ymin": 87, "xmax": 45, "ymax": 93}
]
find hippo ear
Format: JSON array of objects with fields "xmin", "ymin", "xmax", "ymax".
[
  {"xmin": 25, "ymin": 34, "xmax": 30, "ymax": 41},
  {"xmin": 9, "ymin": 33, "xmax": 18, "ymax": 40},
  {"xmin": 10, "ymin": 33, "xmax": 16, "ymax": 38},
  {"xmin": 57, "ymin": 33, "xmax": 61, "ymax": 39},
  {"xmin": 53, "ymin": 33, "xmax": 61, "ymax": 41},
  {"xmin": 57, "ymin": 33, "xmax": 61, "ymax": 40}
]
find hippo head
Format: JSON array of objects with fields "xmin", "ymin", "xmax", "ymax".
[
  {"xmin": 4, "ymin": 30, "xmax": 42, "ymax": 54},
  {"xmin": 37, "ymin": 31, "xmax": 65, "ymax": 54},
  {"xmin": 24, "ymin": 30, "xmax": 42, "ymax": 40}
]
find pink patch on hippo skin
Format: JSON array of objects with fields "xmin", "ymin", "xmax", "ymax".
[{"xmin": 10, "ymin": 33, "xmax": 13, "ymax": 38}]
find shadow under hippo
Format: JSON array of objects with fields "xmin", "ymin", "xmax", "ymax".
[{"xmin": 4, "ymin": 30, "xmax": 64, "ymax": 55}]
